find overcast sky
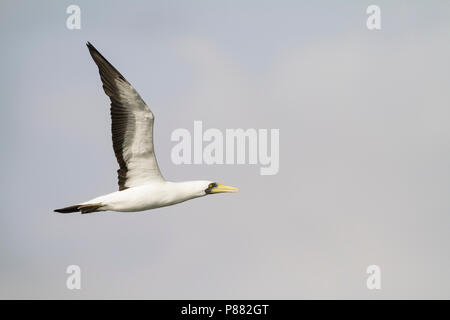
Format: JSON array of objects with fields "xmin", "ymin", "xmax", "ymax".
[{"xmin": 2, "ymin": 0, "xmax": 450, "ymax": 299}]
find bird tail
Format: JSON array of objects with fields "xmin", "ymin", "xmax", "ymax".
[{"xmin": 54, "ymin": 203, "xmax": 103, "ymax": 214}]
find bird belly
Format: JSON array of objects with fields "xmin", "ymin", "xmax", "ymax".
[
  {"xmin": 101, "ymin": 193, "xmax": 159, "ymax": 212},
  {"xmin": 91, "ymin": 185, "xmax": 186, "ymax": 212}
]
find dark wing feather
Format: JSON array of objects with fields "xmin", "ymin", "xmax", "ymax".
[{"xmin": 87, "ymin": 42, "xmax": 164, "ymax": 190}]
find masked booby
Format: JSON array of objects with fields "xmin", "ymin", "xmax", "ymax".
[{"xmin": 54, "ymin": 42, "xmax": 238, "ymax": 214}]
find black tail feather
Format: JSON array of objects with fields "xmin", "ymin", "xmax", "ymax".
[
  {"xmin": 54, "ymin": 203, "xmax": 103, "ymax": 214},
  {"xmin": 54, "ymin": 205, "xmax": 81, "ymax": 213}
]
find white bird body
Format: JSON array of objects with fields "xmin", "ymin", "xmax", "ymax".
[
  {"xmin": 83, "ymin": 181, "xmax": 210, "ymax": 212},
  {"xmin": 54, "ymin": 43, "xmax": 237, "ymax": 214}
]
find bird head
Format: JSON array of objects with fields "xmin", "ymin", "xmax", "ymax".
[
  {"xmin": 179, "ymin": 181, "xmax": 239, "ymax": 199},
  {"xmin": 204, "ymin": 182, "xmax": 239, "ymax": 195}
]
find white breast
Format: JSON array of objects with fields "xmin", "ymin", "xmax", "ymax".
[{"xmin": 85, "ymin": 181, "xmax": 205, "ymax": 212}]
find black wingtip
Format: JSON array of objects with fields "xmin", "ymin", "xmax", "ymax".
[
  {"xmin": 85, "ymin": 41, "xmax": 127, "ymax": 81},
  {"xmin": 86, "ymin": 41, "xmax": 96, "ymax": 52}
]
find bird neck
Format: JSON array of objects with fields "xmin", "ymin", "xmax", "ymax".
[{"xmin": 168, "ymin": 181, "xmax": 206, "ymax": 202}]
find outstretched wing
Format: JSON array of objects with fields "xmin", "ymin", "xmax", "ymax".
[{"xmin": 87, "ymin": 42, "xmax": 164, "ymax": 190}]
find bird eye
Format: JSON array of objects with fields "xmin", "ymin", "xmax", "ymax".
[{"xmin": 209, "ymin": 184, "xmax": 213, "ymax": 188}]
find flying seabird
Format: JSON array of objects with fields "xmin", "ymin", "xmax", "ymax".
[{"xmin": 54, "ymin": 42, "xmax": 238, "ymax": 214}]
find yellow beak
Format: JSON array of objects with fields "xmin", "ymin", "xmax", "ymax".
[{"xmin": 210, "ymin": 183, "xmax": 239, "ymax": 194}]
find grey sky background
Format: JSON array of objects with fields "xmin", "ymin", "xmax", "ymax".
[{"xmin": 1, "ymin": 0, "xmax": 450, "ymax": 299}]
